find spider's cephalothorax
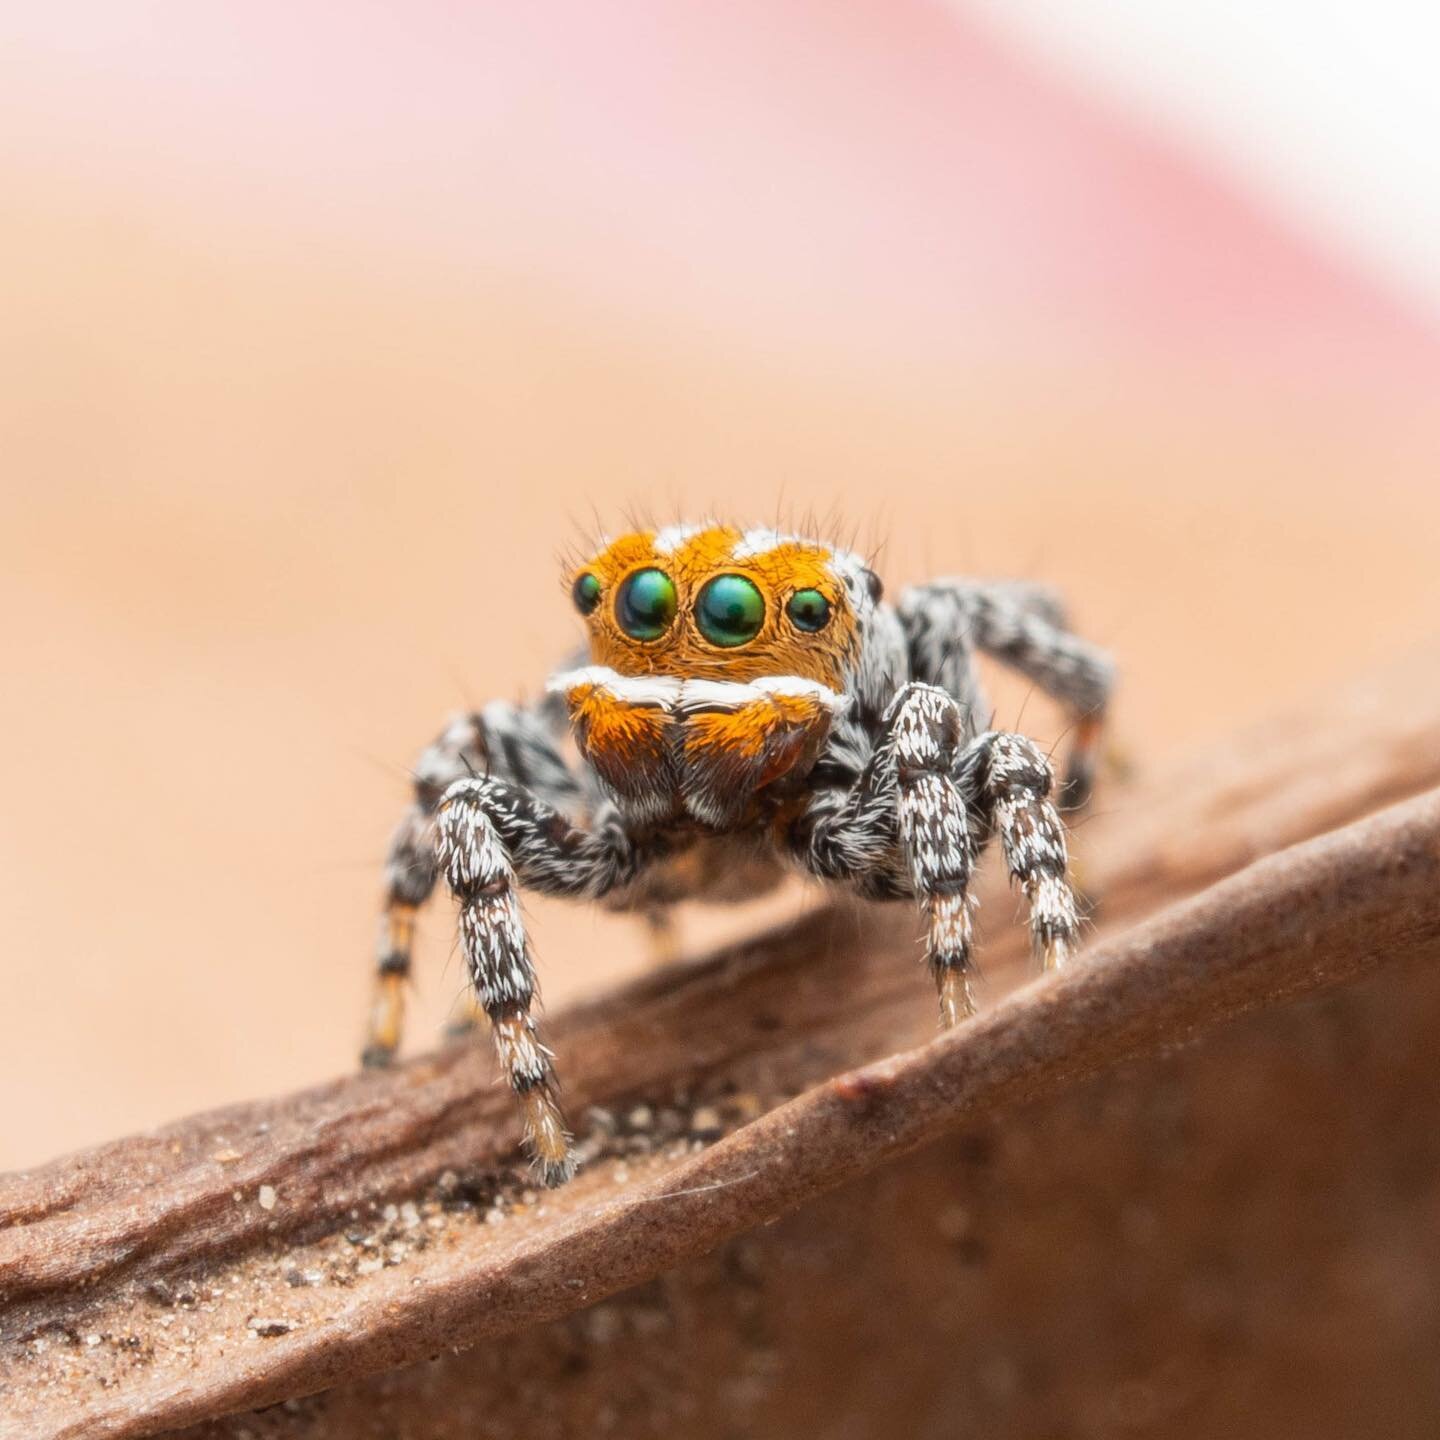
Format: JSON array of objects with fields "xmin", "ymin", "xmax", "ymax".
[{"xmin": 363, "ymin": 523, "xmax": 1114, "ymax": 1184}]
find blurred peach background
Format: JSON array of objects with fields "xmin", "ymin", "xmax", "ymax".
[{"xmin": 3, "ymin": 2, "xmax": 1439, "ymax": 1169}]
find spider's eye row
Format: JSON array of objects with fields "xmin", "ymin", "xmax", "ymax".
[
  {"xmin": 604, "ymin": 569, "xmax": 829, "ymax": 646},
  {"xmin": 616, "ymin": 567, "xmax": 678, "ymax": 640},
  {"xmin": 572, "ymin": 572, "xmax": 602, "ymax": 616},
  {"xmin": 695, "ymin": 573, "xmax": 766, "ymax": 648},
  {"xmin": 785, "ymin": 588, "xmax": 831, "ymax": 632}
]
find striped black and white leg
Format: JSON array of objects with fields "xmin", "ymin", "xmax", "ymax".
[
  {"xmin": 898, "ymin": 579, "xmax": 1115, "ymax": 809},
  {"xmin": 793, "ymin": 683, "xmax": 981, "ymax": 1027},
  {"xmin": 435, "ymin": 775, "xmax": 640, "ymax": 1185},
  {"xmin": 959, "ymin": 729, "xmax": 1080, "ymax": 972},
  {"xmin": 889, "ymin": 685, "xmax": 981, "ymax": 1026},
  {"xmin": 363, "ymin": 704, "xmax": 584, "ymax": 1068}
]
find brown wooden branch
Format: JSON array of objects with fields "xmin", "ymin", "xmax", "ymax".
[{"xmin": 3, "ymin": 645, "xmax": 1440, "ymax": 1440}]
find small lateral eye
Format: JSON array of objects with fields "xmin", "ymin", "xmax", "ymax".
[
  {"xmin": 696, "ymin": 573, "xmax": 766, "ymax": 647},
  {"xmin": 572, "ymin": 572, "xmax": 602, "ymax": 616},
  {"xmin": 616, "ymin": 568, "xmax": 678, "ymax": 640},
  {"xmin": 786, "ymin": 588, "xmax": 831, "ymax": 632}
]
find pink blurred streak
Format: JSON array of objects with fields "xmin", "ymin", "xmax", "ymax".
[{"xmin": 5, "ymin": 0, "xmax": 1438, "ymax": 392}]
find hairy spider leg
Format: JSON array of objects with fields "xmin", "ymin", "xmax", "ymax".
[
  {"xmin": 898, "ymin": 579, "xmax": 1114, "ymax": 808},
  {"xmin": 957, "ymin": 730, "xmax": 1080, "ymax": 970},
  {"xmin": 794, "ymin": 684, "xmax": 979, "ymax": 1024},
  {"xmin": 363, "ymin": 704, "xmax": 583, "ymax": 1067},
  {"xmin": 793, "ymin": 685, "xmax": 1080, "ymax": 1024},
  {"xmin": 435, "ymin": 775, "xmax": 643, "ymax": 1185}
]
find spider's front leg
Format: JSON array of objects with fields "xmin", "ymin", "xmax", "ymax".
[
  {"xmin": 794, "ymin": 684, "xmax": 1082, "ymax": 1025},
  {"xmin": 435, "ymin": 775, "xmax": 642, "ymax": 1185},
  {"xmin": 362, "ymin": 704, "xmax": 581, "ymax": 1067},
  {"xmin": 797, "ymin": 683, "xmax": 982, "ymax": 1025},
  {"xmin": 890, "ymin": 686, "xmax": 984, "ymax": 1025},
  {"xmin": 956, "ymin": 728, "xmax": 1080, "ymax": 972}
]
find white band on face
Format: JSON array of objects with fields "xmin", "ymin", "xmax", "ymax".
[
  {"xmin": 547, "ymin": 667, "xmax": 683, "ymax": 708},
  {"xmin": 548, "ymin": 666, "xmax": 849, "ymax": 716},
  {"xmin": 679, "ymin": 676, "xmax": 849, "ymax": 714}
]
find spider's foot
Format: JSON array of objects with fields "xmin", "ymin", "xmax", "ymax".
[
  {"xmin": 935, "ymin": 965, "xmax": 978, "ymax": 1028},
  {"xmin": 1062, "ymin": 711, "xmax": 1141, "ymax": 811},
  {"xmin": 1039, "ymin": 931, "xmax": 1073, "ymax": 974},
  {"xmin": 362, "ymin": 970, "xmax": 407, "ymax": 1068},
  {"xmin": 536, "ymin": 1153, "xmax": 578, "ymax": 1189},
  {"xmin": 1024, "ymin": 867, "xmax": 1080, "ymax": 975},
  {"xmin": 1058, "ymin": 714, "xmax": 1101, "ymax": 810},
  {"xmin": 927, "ymin": 888, "xmax": 977, "ymax": 1028},
  {"xmin": 1058, "ymin": 769, "xmax": 1094, "ymax": 812},
  {"xmin": 522, "ymin": 1089, "xmax": 576, "ymax": 1188}
]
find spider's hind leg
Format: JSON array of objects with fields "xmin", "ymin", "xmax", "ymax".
[
  {"xmin": 898, "ymin": 579, "xmax": 1115, "ymax": 811},
  {"xmin": 362, "ymin": 806, "xmax": 435, "ymax": 1068},
  {"xmin": 1058, "ymin": 712, "xmax": 1107, "ymax": 814}
]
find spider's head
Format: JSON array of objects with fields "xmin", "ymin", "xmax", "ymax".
[
  {"xmin": 566, "ymin": 524, "xmax": 879, "ymax": 690},
  {"xmin": 557, "ymin": 525, "xmax": 885, "ymax": 819}
]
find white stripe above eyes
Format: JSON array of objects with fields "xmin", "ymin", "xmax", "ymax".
[
  {"xmin": 549, "ymin": 667, "xmax": 847, "ymax": 714},
  {"xmin": 731, "ymin": 527, "xmax": 807, "ymax": 560},
  {"xmin": 652, "ymin": 523, "xmax": 705, "ymax": 555}
]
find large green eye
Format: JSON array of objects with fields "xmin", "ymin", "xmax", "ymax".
[
  {"xmin": 696, "ymin": 573, "xmax": 766, "ymax": 647},
  {"xmin": 616, "ymin": 568, "xmax": 677, "ymax": 640},
  {"xmin": 786, "ymin": 588, "xmax": 831, "ymax": 632},
  {"xmin": 572, "ymin": 572, "xmax": 602, "ymax": 616}
]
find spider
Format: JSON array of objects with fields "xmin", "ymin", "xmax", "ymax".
[{"xmin": 362, "ymin": 524, "xmax": 1114, "ymax": 1185}]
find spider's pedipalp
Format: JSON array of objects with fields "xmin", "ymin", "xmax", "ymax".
[{"xmin": 678, "ymin": 676, "xmax": 845, "ymax": 827}]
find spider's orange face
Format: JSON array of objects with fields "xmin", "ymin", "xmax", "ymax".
[
  {"xmin": 567, "ymin": 525, "xmax": 861, "ymax": 689},
  {"xmin": 556, "ymin": 525, "xmax": 874, "ymax": 823}
]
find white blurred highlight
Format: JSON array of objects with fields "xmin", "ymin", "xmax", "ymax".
[{"xmin": 964, "ymin": 0, "xmax": 1440, "ymax": 318}]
